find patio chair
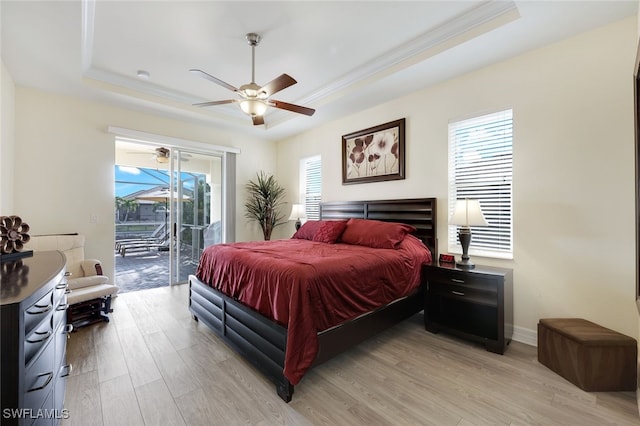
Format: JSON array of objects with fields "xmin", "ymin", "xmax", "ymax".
[
  {"xmin": 27, "ymin": 233, "xmax": 119, "ymax": 329},
  {"xmin": 119, "ymin": 224, "xmax": 188, "ymax": 256},
  {"xmin": 115, "ymin": 223, "xmax": 167, "ymax": 251},
  {"xmin": 119, "ymin": 234, "xmax": 171, "ymax": 256}
]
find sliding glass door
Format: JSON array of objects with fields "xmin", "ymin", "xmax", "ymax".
[
  {"xmin": 169, "ymin": 149, "xmax": 222, "ymax": 285},
  {"xmin": 114, "ymin": 139, "xmax": 224, "ymax": 291}
]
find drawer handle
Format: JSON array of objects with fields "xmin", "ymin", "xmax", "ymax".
[
  {"xmin": 64, "ymin": 324, "xmax": 74, "ymax": 335},
  {"xmin": 64, "ymin": 272, "xmax": 72, "ymax": 277},
  {"xmin": 451, "ymin": 278, "xmax": 465, "ymax": 284},
  {"xmin": 451, "ymin": 290, "xmax": 465, "ymax": 296},
  {"xmin": 26, "ymin": 303, "xmax": 52, "ymax": 315},
  {"xmin": 60, "ymin": 364, "xmax": 73, "ymax": 378},
  {"xmin": 55, "ymin": 282, "xmax": 68, "ymax": 290},
  {"xmin": 27, "ymin": 372, "xmax": 53, "ymax": 392},
  {"xmin": 57, "ymin": 303, "xmax": 69, "ymax": 311},
  {"xmin": 65, "ymin": 288, "xmax": 72, "ymax": 295},
  {"xmin": 26, "ymin": 330, "xmax": 52, "ymax": 343}
]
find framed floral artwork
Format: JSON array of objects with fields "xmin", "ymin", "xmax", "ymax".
[{"xmin": 342, "ymin": 118, "xmax": 405, "ymax": 185}]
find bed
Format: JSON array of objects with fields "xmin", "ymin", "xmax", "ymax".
[{"xmin": 188, "ymin": 198, "xmax": 437, "ymax": 402}]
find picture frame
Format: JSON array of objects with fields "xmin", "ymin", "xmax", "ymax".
[{"xmin": 342, "ymin": 118, "xmax": 405, "ymax": 185}]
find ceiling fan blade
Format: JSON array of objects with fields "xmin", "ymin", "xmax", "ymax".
[
  {"xmin": 193, "ymin": 99, "xmax": 236, "ymax": 107},
  {"xmin": 252, "ymin": 115, "xmax": 265, "ymax": 126},
  {"xmin": 260, "ymin": 74, "xmax": 297, "ymax": 97},
  {"xmin": 189, "ymin": 69, "xmax": 238, "ymax": 92},
  {"xmin": 270, "ymin": 100, "xmax": 315, "ymax": 116}
]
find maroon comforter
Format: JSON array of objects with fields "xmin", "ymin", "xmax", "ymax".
[{"xmin": 196, "ymin": 235, "xmax": 431, "ymax": 384}]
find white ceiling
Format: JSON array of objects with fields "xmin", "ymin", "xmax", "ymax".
[{"xmin": 2, "ymin": 1, "xmax": 637, "ymax": 141}]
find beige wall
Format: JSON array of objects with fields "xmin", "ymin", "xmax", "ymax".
[
  {"xmin": 10, "ymin": 87, "xmax": 276, "ymax": 281},
  {"xmin": 4, "ymin": 16, "xmax": 638, "ymax": 344},
  {"xmin": 1, "ymin": 61, "xmax": 16, "ymax": 214},
  {"xmin": 276, "ymin": 17, "xmax": 639, "ymax": 342}
]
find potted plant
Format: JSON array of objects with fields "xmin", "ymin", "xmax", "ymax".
[{"xmin": 244, "ymin": 171, "xmax": 287, "ymax": 240}]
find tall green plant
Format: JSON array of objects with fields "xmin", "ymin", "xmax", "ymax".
[{"xmin": 245, "ymin": 171, "xmax": 287, "ymax": 240}]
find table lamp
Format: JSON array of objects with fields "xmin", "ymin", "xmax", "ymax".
[
  {"xmin": 288, "ymin": 204, "xmax": 307, "ymax": 231},
  {"xmin": 449, "ymin": 199, "xmax": 488, "ymax": 269}
]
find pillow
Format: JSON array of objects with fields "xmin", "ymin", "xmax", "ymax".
[
  {"xmin": 292, "ymin": 220, "xmax": 323, "ymax": 240},
  {"xmin": 312, "ymin": 220, "xmax": 347, "ymax": 244},
  {"xmin": 340, "ymin": 218, "xmax": 416, "ymax": 249}
]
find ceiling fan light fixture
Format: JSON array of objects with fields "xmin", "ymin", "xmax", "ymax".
[
  {"xmin": 155, "ymin": 147, "xmax": 170, "ymax": 163},
  {"xmin": 240, "ymin": 99, "xmax": 268, "ymax": 116},
  {"xmin": 191, "ymin": 31, "xmax": 315, "ymax": 126}
]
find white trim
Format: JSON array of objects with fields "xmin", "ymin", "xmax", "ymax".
[
  {"xmin": 222, "ymin": 152, "xmax": 236, "ymax": 243},
  {"xmin": 107, "ymin": 126, "xmax": 241, "ymax": 155},
  {"xmin": 86, "ymin": 68, "xmax": 200, "ymax": 106},
  {"xmin": 301, "ymin": 1, "xmax": 519, "ymax": 106},
  {"xmin": 512, "ymin": 325, "xmax": 537, "ymax": 347},
  {"xmin": 448, "ymin": 245, "xmax": 514, "ymax": 260}
]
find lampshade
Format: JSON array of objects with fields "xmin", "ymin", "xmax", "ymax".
[
  {"xmin": 240, "ymin": 99, "xmax": 268, "ymax": 116},
  {"xmin": 288, "ymin": 204, "xmax": 307, "ymax": 221},
  {"xmin": 449, "ymin": 199, "xmax": 488, "ymax": 227}
]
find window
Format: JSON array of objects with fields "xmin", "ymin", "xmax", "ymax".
[
  {"xmin": 448, "ymin": 109, "xmax": 513, "ymax": 259},
  {"xmin": 300, "ymin": 155, "xmax": 321, "ymax": 220}
]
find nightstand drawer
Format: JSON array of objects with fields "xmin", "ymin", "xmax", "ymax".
[
  {"xmin": 425, "ymin": 268, "xmax": 498, "ymax": 292},
  {"xmin": 428, "ymin": 280, "xmax": 497, "ymax": 307}
]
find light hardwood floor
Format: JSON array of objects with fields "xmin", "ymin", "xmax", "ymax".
[{"xmin": 63, "ymin": 283, "xmax": 639, "ymax": 426}]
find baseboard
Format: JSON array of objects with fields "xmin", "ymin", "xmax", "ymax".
[
  {"xmin": 512, "ymin": 325, "xmax": 537, "ymax": 347},
  {"xmin": 417, "ymin": 311, "xmax": 538, "ymax": 348}
]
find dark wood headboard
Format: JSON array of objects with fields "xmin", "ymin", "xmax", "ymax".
[{"xmin": 320, "ymin": 198, "xmax": 437, "ymax": 257}]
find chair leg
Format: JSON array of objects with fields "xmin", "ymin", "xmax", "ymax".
[
  {"xmin": 68, "ymin": 296, "xmax": 114, "ymax": 329},
  {"xmin": 102, "ymin": 295, "xmax": 114, "ymax": 314}
]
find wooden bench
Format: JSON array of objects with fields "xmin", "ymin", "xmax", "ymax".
[{"xmin": 538, "ymin": 318, "xmax": 636, "ymax": 391}]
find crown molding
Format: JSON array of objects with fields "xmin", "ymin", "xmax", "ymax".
[
  {"xmin": 299, "ymin": 0, "xmax": 519, "ymax": 107},
  {"xmin": 80, "ymin": 0, "xmax": 519, "ymax": 130}
]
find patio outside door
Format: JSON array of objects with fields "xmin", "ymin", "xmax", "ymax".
[
  {"xmin": 169, "ymin": 149, "xmax": 223, "ymax": 286},
  {"xmin": 114, "ymin": 139, "xmax": 224, "ymax": 292}
]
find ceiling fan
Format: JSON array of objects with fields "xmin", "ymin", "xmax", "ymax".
[
  {"xmin": 190, "ymin": 33, "xmax": 315, "ymax": 126},
  {"xmin": 128, "ymin": 147, "xmax": 190, "ymax": 163},
  {"xmin": 154, "ymin": 147, "xmax": 171, "ymax": 163}
]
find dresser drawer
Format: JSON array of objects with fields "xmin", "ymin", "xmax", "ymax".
[
  {"xmin": 23, "ymin": 338, "xmax": 55, "ymax": 415},
  {"xmin": 25, "ymin": 315, "xmax": 54, "ymax": 366},
  {"xmin": 53, "ymin": 295, "xmax": 68, "ymax": 331},
  {"xmin": 52, "ymin": 278, "xmax": 68, "ymax": 307},
  {"xmin": 54, "ymin": 322, "xmax": 72, "ymax": 372},
  {"xmin": 428, "ymin": 280, "xmax": 497, "ymax": 307},
  {"xmin": 24, "ymin": 289, "xmax": 54, "ymax": 336}
]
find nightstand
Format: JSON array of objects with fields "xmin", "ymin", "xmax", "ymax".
[{"xmin": 422, "ymin": 262, "xmax": 513, "ymax": 354}]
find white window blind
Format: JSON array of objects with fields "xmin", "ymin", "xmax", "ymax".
[
  {"xmin": 448, "ymin": 109, "xmax": 513, "ymax": 258},
  {"xmin": 301, "ymin": 156, "xmax": 321, "ymax": 220}
]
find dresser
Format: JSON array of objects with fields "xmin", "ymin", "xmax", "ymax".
[
  {"xmin": 1, "ymin": 251, "xmax": 72, "ymax": 425},
  {"xmin": 422, "ymin": 262, "xmax": 513, "ymax": 354}
]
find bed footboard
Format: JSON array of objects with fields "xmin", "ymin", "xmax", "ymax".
[{"xmin": 188, "ymin": 275, "xmax": 294, "ymax": 402}]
